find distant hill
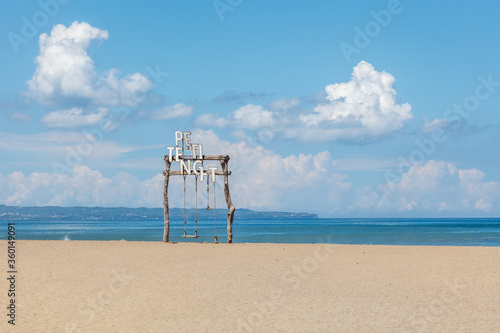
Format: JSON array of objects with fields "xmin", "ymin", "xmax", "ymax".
[{"xmin": 0, "ymin": 205, "xmax": 318, "ymax": 221}]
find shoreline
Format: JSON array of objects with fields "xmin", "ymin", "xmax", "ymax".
[
  {"xmin": 7, "ymin": 238, "xmax": 500, "ymax": 247},
  {"xmin": 1, "ymin": 240, "xmax": 499, "ymax": 332}
]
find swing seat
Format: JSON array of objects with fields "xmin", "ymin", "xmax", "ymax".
[{"xmin": 183, "ymin": 230, "xmax": 199, "ymax": 238}]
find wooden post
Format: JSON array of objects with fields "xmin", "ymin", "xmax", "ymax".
[
  {"xmin": 220, "ymin": 156, "xmax": 235, "ymax": 243},
  {"xmin": 163, "ymin": 157, "xmax": 171, "ymax": 242},
  {"xmin": 162, "ymin": 153, "xmax": 234, "ymax": 243}
]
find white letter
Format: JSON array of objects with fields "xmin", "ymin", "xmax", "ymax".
[
  {"xmin": 198, "ymin": 144, "xmax": 203, "ymax": 159},
  {"xmin": 175, "ymin": 147, "xmax": 183, "ymax": 161},
  {"xmin": 183, "ymin": 131, "xmax": 192, "ymax": 148},
  {"xmin": 208, "ymin": 167, "xmax": 218, "ymax": 183},
  {"xmin": 174, "ymin": 130, "xmax": 183, "ymax": 146},
  {"xmin": 180, "ymin": 160, "xmax": 192, "ymax": 174},
  {"xmin": 166, "ymin": 147, "xmax": 175, "ymax": 162},
  {"xmin": 193, "ymin": 160, "xmax": 202, "ymax": 175}
]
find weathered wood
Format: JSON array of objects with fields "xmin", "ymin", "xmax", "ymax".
[
  {"xmin": 162, "ymin": 157, "xmax": 171, "ymax": 242},
  {"xmin": 164, "ymin": 154, "xmax": 230, "ymax": 161},
  {"xmin": 167, "ymin": 170, "xmax": 231, "ymax": 176},
  {"xmin": 162, "ymin": 153, "xmax": 235, "ymax": 243},
  {"xmin": 220, "ymin": 156, "xmax": 235, "ymax": 243}
]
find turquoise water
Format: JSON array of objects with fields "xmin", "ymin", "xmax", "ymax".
[{"xmin": 2, "ymin": 218, "xmax": 500, "ymax": 246}]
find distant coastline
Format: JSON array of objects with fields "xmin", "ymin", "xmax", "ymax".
[{"xmin": 0, "ymin": 205, "xmax": 318, "ymax": 221}]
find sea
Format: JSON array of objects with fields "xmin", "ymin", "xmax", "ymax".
[{"xmin": 3, "ymin": 218, "xmax": 500, "ymax": 246}]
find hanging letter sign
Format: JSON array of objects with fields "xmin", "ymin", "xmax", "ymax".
[{"xmin": 166, "ymin": 131, "xmax": 219, "ymax": 183}]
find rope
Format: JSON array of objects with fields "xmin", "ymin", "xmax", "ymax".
[
  {"xmin": 214, "ymin": 180, "xmax": 218, "ymax": 243},
  {"xmin": 183, "ymin": 173, "xmax": 186, "ymax": 237},
  {"xmin": 194, "ymin": 174, "xmax": 198, "ymax": 237},
  {"xmin": 206, "ymin": 177, "xmax": 210, "ymax": 210}
]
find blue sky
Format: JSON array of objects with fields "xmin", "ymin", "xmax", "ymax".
[{"xmin": 1, "ymin": 0, "xmax": 500, "ymax": 217}]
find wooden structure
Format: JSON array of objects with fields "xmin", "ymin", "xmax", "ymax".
[{"xmin": 162, "ymin": 154, "xmax": 235, "ymax": 243}]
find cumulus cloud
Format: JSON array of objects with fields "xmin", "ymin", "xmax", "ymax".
[
  {"xmin": 377, "ymin": 160, "xmax": 500, "ymax": 213},
  {"xmin": 232, "ymin": 104, "xmax": 274, "ymax": 130},
  {"xmin": 0, "ymin": 166, "xmax": 163, "ymax": 207},
  {"xmin": 197, "ymin": 61, "xmax": 412, "ymax": 144},
  {"xmin": 149, "ymin": 103, "xmax": 194, "ymax": 120},
  {"xmin": 189, "ymin": 130, "xmax": 351, "ymax": 213},
  {"xmin": 41, "ymin": 107, "xmax": 108, "ymax": 129},
  {"xmin": 26, "ymin": 21, "xmax": 153, "ymax": 107},
  {"xmin": 0, "ymin": 131, "xmax": 352, "ymax": 214},
  {"xmin": 1, "ymin": 138, "xmax": 499, "ymax": 215},
  {"xmin": 289, "ymin": 61, "xmax": 412, "ymax": 143}
]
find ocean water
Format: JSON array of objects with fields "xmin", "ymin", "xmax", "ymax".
[{"xmin": 2, "ymin": 218, "xmax": 500, "ymax": 246}]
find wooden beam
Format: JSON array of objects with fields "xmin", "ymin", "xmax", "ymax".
[
  {"xmin": 162, "ymin": 153, "xmax": 234, "ymax": 243},
  {"xmin": 162, "ymin": 158, "xmax": 171, "ymax": 242},
  {"xmin": 165, "ymin": 170, "xmax": 231, "ymax": 176},
  {"xmin": 164, "ymin": 154, "xmax": 230, "ymax": 161},
  {"xmin": 220, "ymin": 157, "xmax": 235, "ymax": 243}
]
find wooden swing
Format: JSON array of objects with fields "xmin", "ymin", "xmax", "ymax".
[{"xmin": 162, "ymin": 154, "xmax": 234, "ymax": 243}]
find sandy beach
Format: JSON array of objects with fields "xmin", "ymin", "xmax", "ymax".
[{"xmin": 1, "ymin": 240, "xmax": 499, "ymax": 332}]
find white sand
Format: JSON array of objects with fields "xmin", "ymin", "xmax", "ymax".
[{"xmin": 1, "ymin": 240, "xmax": 499, "ymax": 332}]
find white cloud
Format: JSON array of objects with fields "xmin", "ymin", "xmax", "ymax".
[
  {"xmin": 26, "ymin": 21, "xmax": 153, "ymax": 107},
  {"xmin": 290, "ymin": 61, "xmax": 413, "ymax": 143},
  {"xmin": 41, "ymin": 107, "xmax": 108, "ymax": 129},
  {"xmin": 421, "ymin": 117, "xmax": 448, "ymax": 133},
  {"xmin": 196, "ymin": 61, "xmax": 412, "ymax": 144},
  {"xmin": 9, "ymin": 112, "xmax": 32, "ymax": 122},
  {"xmin": 195, "ymin": 113, "xmax": 231, "ymax": 128},
  {"xmin": 189, "ymin": 130, "xmax": 351, "ymax": 213},
  {"xmin": 420, "ymin": 117, "xmax": 470, "ymax": 136},
  {"xmin": 0, "ymin": 131, "xmax": 351, "ymax": 213},
  {"xmin": 376, "ymin": 160, "xmax": 500, "ymax": 213},
  {"xmin": 0, "ymin": 166, "xmax": 163, "ymax": 207},
  {"xmin": 232, "ymin": 104, "xmax": 274, "ymax": 130},
  {"xmin": 1, "ymin": 134, "xmax": 499, "ymax": 215},
  {"xmin": 149, "ymin": 103, "xmax": 194, "ymax": 120},
  {"xmin": 195, "ymin": 104, "xmax": 276, "ymax": 131}
]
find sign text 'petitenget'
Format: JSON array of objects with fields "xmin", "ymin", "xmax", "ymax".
[{"xmin": 166, "ymin": 131, "xmax": 219, "ymax": 183}]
